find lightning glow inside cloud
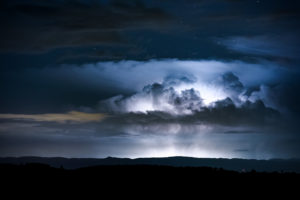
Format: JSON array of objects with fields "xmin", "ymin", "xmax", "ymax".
[{"xmin": 95, "ymin": 59, "xmax": 287, "ymax": 115}]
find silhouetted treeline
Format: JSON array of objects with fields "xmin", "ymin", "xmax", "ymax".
[{"xmin": 1, "ymin": 156, "xmax": 300, "ymax": 172}]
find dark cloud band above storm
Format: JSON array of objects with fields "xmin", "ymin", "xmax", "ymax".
[
  {"xmin": 0, "ymin": 0, "xmax": 172, "ymax": 52},
  {"xmin": 0, "ymin": 0, "xmax": 299, "ymax": 62}
]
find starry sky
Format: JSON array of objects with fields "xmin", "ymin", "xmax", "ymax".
[{"xmin": 0, "ymin": 0, "xmax": 300, "ymax": 159}]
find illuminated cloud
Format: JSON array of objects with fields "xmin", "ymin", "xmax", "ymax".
[
  {"xmin": 0, "ymin": 111, "xmax": 107, "ymax": 123},
  {"xmin": 1, "ymin": 59, "xmax": 286, "ymax": 114},
  {"xmin": 99, "ymin": 71, "xmax": 278, "ymax": 117}
]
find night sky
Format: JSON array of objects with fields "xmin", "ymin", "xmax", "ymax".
[{"xmin": 0, "ymin": 0, "xmax": 300, "ymax": 159}]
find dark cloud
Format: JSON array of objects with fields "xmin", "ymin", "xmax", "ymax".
[
  {"xmin": 220, "ymin": 72, "xmax": 244, "ymax": 93},
  {"xmin": 216, "ymin": 72, "xmax": 244, "ymax": 103},
  {"xmin": 0, "ymin": 0, "xmax": 299, "ymax": 62},
  {"xmin": 218, "ymin": 35, "xmax": 300, "ymax": 60},
  {"xmin": 0, "ymin": 0, "xmax": 172, "ymax": 52},
  {"xmin": 102, "ymin": 98, "xmax": 280, "ymax": 127}
]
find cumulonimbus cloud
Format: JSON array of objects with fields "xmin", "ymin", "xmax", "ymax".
[{"xmin": 99, "ymin": 72, "xmax": 280, "ymax": 126}]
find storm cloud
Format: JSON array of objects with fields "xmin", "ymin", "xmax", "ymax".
[
  {"xmin": 99, "ymin": 71, "xmax": 280, "ymax": 127},
  {"xmin": 0, "ymin": 0, "xmax": 299, "ymax": 159}
]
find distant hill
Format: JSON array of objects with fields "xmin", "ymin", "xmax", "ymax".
[{"xmin": 1, "ymin": 156, "xmax": 300, "ymax": 173}]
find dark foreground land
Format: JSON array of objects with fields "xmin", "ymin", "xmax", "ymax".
[
  {"xmin": 1, "ymin": 157, "xmax": 300, "ymax": 197},
  {"xmin": 1, "ymin": 163, "xmax": 299, "ymax": 197}
]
